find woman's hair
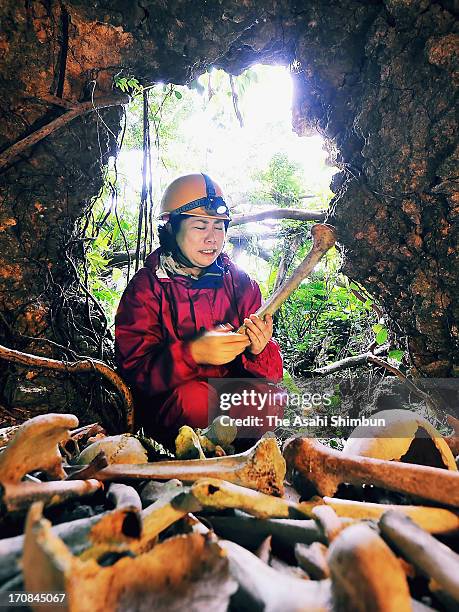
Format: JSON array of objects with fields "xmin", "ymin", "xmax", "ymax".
[
  {"xmin": 158, "ymin": 216, "xmax": 229, "ymax": 254},
  {"xmin": 158, "ymin": 216, "xmax": 184, "ymax": 254}
]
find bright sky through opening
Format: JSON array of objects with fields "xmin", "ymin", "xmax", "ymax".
[{"xmin": 118, "ymin": 64, "xmax": 335, "ymax": 211}]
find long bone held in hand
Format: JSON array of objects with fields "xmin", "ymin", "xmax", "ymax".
[
  {"xmin": 236, "ymin": 223, "xmax": 336, "ymax": 332},
  {"xmin": 92, "ymin": 437, "xmax": 286, "ymax": 496},
  {"xmin": 283, "ymin": 437, "xmax": 459, "ymax": 507}
]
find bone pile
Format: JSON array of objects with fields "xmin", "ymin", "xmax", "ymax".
[{"xmin": 0, "ymin": 412, "xmax": 458, "ymax": 611}]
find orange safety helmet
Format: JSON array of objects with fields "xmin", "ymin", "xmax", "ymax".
[{"xmin": 159, "ymin": 173, "xmax": 231, "ymax": 221}]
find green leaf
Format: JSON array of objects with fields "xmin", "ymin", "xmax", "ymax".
[
  {"xmin": 112, "ymin": 268, "xmax": 122, "ymax": 282},
  {"xmin": 282, "ymin": 369, "xmax": 302, "ymax": 395},
  {"xmin": 115, "ymin": 77, "xmax": 128, "ymax": 92},
  {"xmin": 88, "ymin": 253, "xmax": 109, "ymax": 266},
  {"xmin": 372, "ymin": 323, "xmax": 384, "ymax": 334},
  {"xmin": 174, "ymin": 90, "xmax": 183, "ymax": 99},
  {"xmin": 388, "ymin": 349, "xmax": 404, "ymax": 362},
  {"xmin": 375, "ymin": 328, "xmax": 388, "ymax": 345}
]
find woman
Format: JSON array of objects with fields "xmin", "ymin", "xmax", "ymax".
[{"xmin": 115, "ymin": 173, "xmax": 283, "ymax": 447}]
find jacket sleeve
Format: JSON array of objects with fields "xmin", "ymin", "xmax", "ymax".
[
  {"xmin": 115, "ymin": 270, "xmax": 200, "ymax": 395},
  {"xmin": 236, "ymin": 273, "xmax": 284, "ymax": 383}
]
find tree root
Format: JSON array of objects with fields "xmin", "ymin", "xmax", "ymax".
[
  {"xmin": 0, "ymin": 343, "xmax": 134, "ymax": 432},
  {"xmin": 0, "ymin": 95, "xmax": 129, "ymax": 170}
]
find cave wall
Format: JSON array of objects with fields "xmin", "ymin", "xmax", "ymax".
[
  {"xmin": 0, "ymin": 0, "xmax": 457, "ymax": 427},
  {"xmin": 289, "ymin": 0, "xmax": 458, "ymax": 377}
]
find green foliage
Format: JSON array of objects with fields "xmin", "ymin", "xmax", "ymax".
[
  {"xmin": 252, "ymin": 153, "xmax": 304, "ymax": 206},
  {"xmin": 193, "ymin": 69, "xmax": 255, "ymax": 127},
  {"xmin": 84, "ymin": 230, "xmax": 120, "ymax": 323},
  {"xmin": 81, "ymin": 166, "xmax": 141, "ymax": 326},
  {"xmin": 372, "ymin": 323, "xmax": 388, "ymax": 345},
  {"xmin": 114, "ymin": 75, "xmax": 143, "ymax": 96},
  {"xmin": 122, "ymin": 83, "xmax": 194, "ymax": 155},
  {"xmin": 276, "ymin": 274, "xmax": 377, "ymax": 374},
  {"xmin": 388, "ymin": 349, "xmax": 404, "ymax": 362},
  {"xmin": 282, "ymin": 368, "xmax": 302, "ymax": 394}
]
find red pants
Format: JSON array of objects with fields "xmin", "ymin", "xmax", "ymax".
[
  {"xmin": 134, "ymin": 381, "xmax": 217, "ymax": 449},
  {"xmin": 160, "ymin": 380, "xmax": 218, "ymax": 429},
  {"xmin": 134, "ymin": 379, "xmax": 285, "ymax": 449}
]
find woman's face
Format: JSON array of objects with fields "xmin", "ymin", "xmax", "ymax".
[{"xmin": 175, "ymin": 216, "xmax": 226, "ymax": 268}]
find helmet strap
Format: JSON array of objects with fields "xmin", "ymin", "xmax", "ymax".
[
  {"xmin": 201, "ymin": 172, "xmax": 216, "ymax": 198},
  {"xmin": 173, "ymin": 244, "xmax": 201, "ymax": 269},
  {"xmin": 165, "ymin": 219, "xmax": 196, "ymax": 267}
]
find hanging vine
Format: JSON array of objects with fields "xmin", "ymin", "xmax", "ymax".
[{"xmin": 134, "ymin": 89, "xmax": 155, "ymax": 272}]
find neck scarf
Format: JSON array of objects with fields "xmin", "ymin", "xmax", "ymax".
[{"xmin": 158, "ymin": 251, "xmax": 224, "ymax": 288}]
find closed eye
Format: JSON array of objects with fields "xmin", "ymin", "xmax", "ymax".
[{"xmin": 193, "ymin": 224, "xmax": 224, "ymax": 230}]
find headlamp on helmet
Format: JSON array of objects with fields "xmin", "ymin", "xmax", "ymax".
[
  {"xmin": 169, "ymin": 174, "xmax": 230, "ymax": 218},
  {"xmin": 159, "ymin": 173, "xmax": 231, "ymax": 221}
]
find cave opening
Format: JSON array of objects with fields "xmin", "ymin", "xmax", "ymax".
[
  {"xmin": 82, "ymin": 60, "xmax": 382, "ymax": 422},
  {"xmin": 87, "ymin": 63, "xmax": 338, "ymax": 324}
]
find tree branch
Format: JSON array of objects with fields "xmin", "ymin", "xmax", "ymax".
[
  {"xmin": 313, "ymin": 345, "xmax": 389, "ymax": 375},
  {"xmin": 227, "ymin": 236, "xmax": 272, "ymax": 262},
  {"xmin": 231, "ymin": 208, "xmax": 327, "ymax": 225},
  {"xmin": 367, "ymin": 355, "xmax": 442, "ymax": 417},
  {"xmin": 0, "ymin": 95, "xmax": 130, "ymax": 170},
  {"xmin": 106, "ymin": 234, "xmax": 273, "ymax": 269},
  {"xmin": 314, "ymin": 348, "xmax": 443, "ymax": 418},
  {"xmin": 334, "ymin": 278, "xmax": 384, "ymax": 320},
  {"xmin": 107, "ymin": 251, "xmax": 137, "ymax": 267}
]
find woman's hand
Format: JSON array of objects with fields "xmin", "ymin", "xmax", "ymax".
[
  {"xmin": 243, "ymin": 313, "xmax": 273, "ymax": 355},
  {"xmin": 190, "ymin": 324, "xmax": 250, "ymax": 365}
]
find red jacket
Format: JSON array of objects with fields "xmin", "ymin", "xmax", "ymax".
[{"xmin": 115, "ymin": 248, "xmax": 283, "ymax": 401}]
